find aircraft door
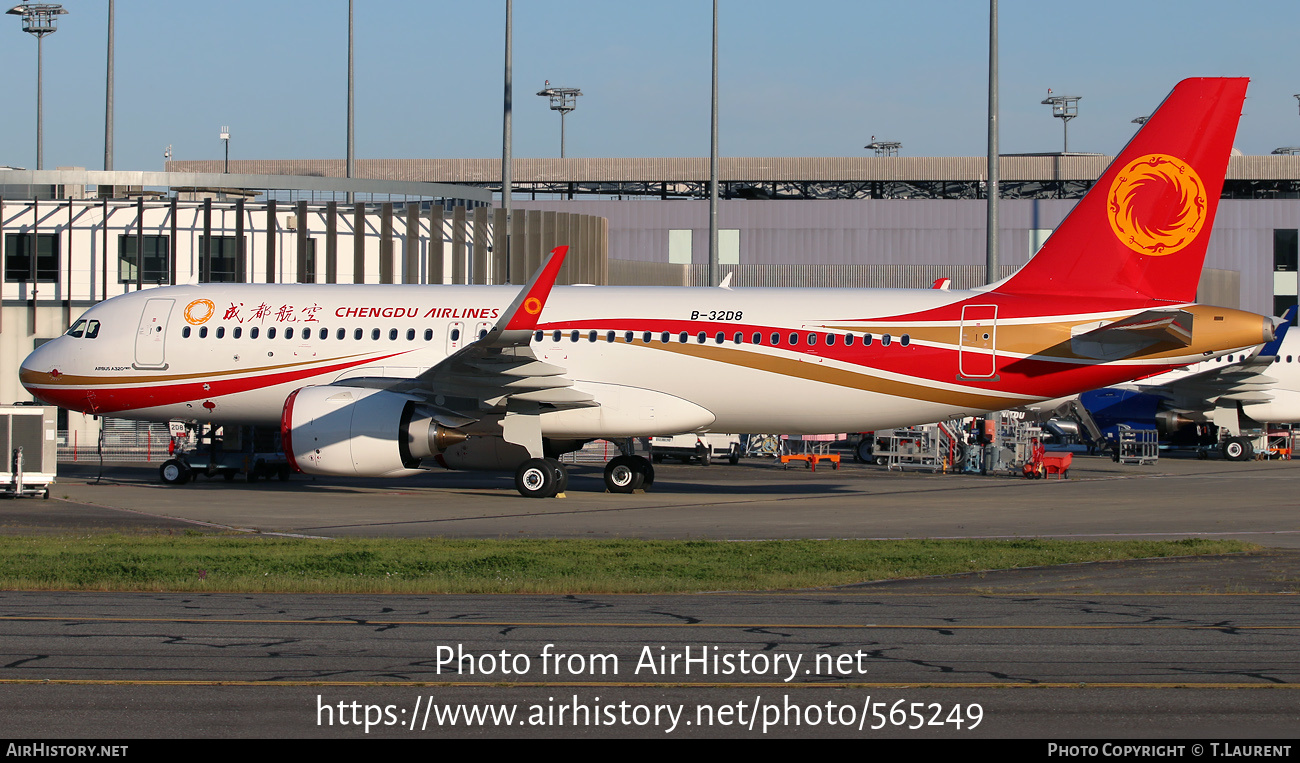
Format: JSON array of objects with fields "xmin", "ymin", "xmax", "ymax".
[
  {"xmin": 446, "ymin": 321, "xmax": 465, "ymax": 353},
  {"xmin": 958, "ymin": 304, "xmax": 997, "ymax": 379},
  {"xmin": 134, "ymin": 298, "xmax": 175, "ymax": 369}
]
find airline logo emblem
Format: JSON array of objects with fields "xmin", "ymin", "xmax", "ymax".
[
  {"xmin": 524, "ymin": 297, "xmax": 542, "ymax": 315},
  {"xmin": 184, "ymin": 299, "xmax": 215, "ymax": 325},
  {"xmin": 1107, "ymin": 153, "xmax": 1207, "ymax": 257}
]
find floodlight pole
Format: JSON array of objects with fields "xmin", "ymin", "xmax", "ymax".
[
  {"xmin": 537, "ymin": 84, "xmax": 582, "ymax": 158},
  {"xmin": 986, "ymin": 0, "xmax": 1001, "ymax": 475},
  {"xmin": 708, "ymin": 0, "xmax": 719, "ymax": 288},
  {"xmin": 1041, "ymin": 93, "xmax": 1081, "ymax": 153},
  {"xmin": 502, "ymin": 0, "xmax": 513, "ymax": 281},
  {"xmin": 8, "ymin": 2, "xmax": 68, "ymax": 171},
  {"xmin": 104, "ymin": 0, "xmax": 113, "ymax": 171},
  {"xmin": 220, "ymin": 126, "xmax": 230, "ymax": 173},
  {"xmin": 346, "ymin": 0, "xmax": 354, "ymax": 204}
]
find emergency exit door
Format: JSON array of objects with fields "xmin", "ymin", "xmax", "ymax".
[
  {"xmin": 134, "ymin": 298, "xmax": 175, "ymax": 369},
  {"xmin": 958, "ymin": 304, "xmax": 997, "ymax": 378}
]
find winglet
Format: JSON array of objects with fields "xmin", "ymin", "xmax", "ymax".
[{"xmin": 481, "ymin": 245, "xmax": 568, "ymax": 347}]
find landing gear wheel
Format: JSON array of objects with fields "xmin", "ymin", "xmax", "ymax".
[
  {"xmin": 544, "ymin": 458, "xmax": 569, "ymax": 494},
  {"xmin": 159, "ymin": 459, "xmax": 191, "ymax": 486},
  {"xmin": 855, "ymin": 439, "xmax": 873, "ymax": 464},
  {"xmin": 1221, "ymin": 437, "xmax": 1253, "ymax": 461},
  {"xmin": 515, "ymin": 458, "xmax": 558, "ymax": 498},
  {"xmin": 728, "ymin": 444, "xmax": 741, "ymax": 465},
  {"xmin": 633, "ymin": 455, "xmax": 655, "ymax": 490},
  {"xmin": 604, "ymin": 455, "xmax": 644, "ymax": 493},
  {"xmin": 697, "ymin": 444, "xmax": 711, "ymax": 466}
]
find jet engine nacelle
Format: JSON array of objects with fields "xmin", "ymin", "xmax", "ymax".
[{"xmin": 282, "ymin": 386, "xmax": 466, "ymax": 478}]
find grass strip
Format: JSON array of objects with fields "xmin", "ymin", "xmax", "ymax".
[{"xmin": 0, "ymin": 535, "xmax": 1256, "ymax": 594}]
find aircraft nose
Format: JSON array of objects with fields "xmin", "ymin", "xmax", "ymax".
[{"xmin": 19, "ymin": 338, "xmax": 77, "ymax": 408}]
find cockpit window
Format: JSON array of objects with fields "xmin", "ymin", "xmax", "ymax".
[
  {"xmin": 84, "ymin": 320, "xmax": 101, "ymax": 339},
  {"xmin": 66, "ymin": 320, "xmax": 86, "ymax": 338}
]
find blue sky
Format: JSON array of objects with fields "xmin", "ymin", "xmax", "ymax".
[{"xmin": 1, "ymin": 0, "xmax": 1297, "ymax": 171}]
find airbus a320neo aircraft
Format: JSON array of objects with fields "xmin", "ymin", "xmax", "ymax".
[{"xmin": 20, "ymin": 78, "xmax": 1275, "ymax": 497}]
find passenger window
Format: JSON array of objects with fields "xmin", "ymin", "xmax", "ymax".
[
  {"xmin": 85, "ymin": 321, "xmax": 100, "ymax": 339},
  {"xmin": 216, "ymin": 326, "xmax": 225, "ymax": 339},
  {"xmin": 715, "ymin": 332, "xmax": 725, "ymax": 344},
  {"xmin": 900, "ymin": 334, "xmax": 911, "ymax": 347},
  {"xmin": 606, "ymin": 331, "xmax": 615, "ymax": 343},
  {"xmin": 66, "ymin": 320, "xmax": 86, "ymax": 337},
  {"xmin": 845, "ymin": 333, "xmax": 854, "ymax": 346},
  {"xmin": 267, "ymin": 327, "xmax": 276, "ymax": 339},
  {"xmin": 199, "ymin": 326, "xmax": 208, "ymax": 339},
  {"xmin": 570, "ymin": 330, "xmax": 580, "ymax": 342},
  {"xmin": 588, "ymin": 330, "xmax": 598, "ymax": 342},
  {"xmin": 425, "ymin": 329, "xmax": 434, "ymax": 341},
  {"xmin": 661, "ymin": 332, "xmax": 670, "ymax": 343},
  {"xmin": 697, "ymin": 332, "xmax": 707, "ymax": 344},
  {"xmin": 642, "ymin": 331, "xmax": 651, "ymax": 343},
  {"xmin": 321, "ymin": 328, "xmax": 329, "ymax": 340},
  {"xmin": 624, "ymin": 331, "xmax": 633, "ymax": 343},
  {"xmin": 679, "ymin": 332, "xmax": 689, "ymax": 343},
  {"xmin": 478, "ymin": 329, "xmax": 487, "ymax": 340},
  {"xmin": 789, "ymin": 333, "xmax": 799, "ymax": 345},
  {"xmin": 771, "ymin": 332, "xmax": 780, "ymax": 345},
  {"xmin": 863, "ymin": 333, "xmax": 873, "ymax": 346},
  {"xmin": 534, "ymin": 330, "xmax": 544, "ymax": 342},
  {"xmin": 752, "ymin": 332, "xmax": 762, "ymax": 344},
  {"xmin": 338, "ymin": 328, "xmax": 346, "ymax": 340},
  {"xmin": 552, "ymin": 330, "xmax": 562, "ymax": 342},
  {"xmin": 285, "ymin": 327, "xmax": 294, "ymax": 340},
  {"xmin": 354, "ymin": 328, "xmax": 362, "ymax": 340},
  {"xmin": 825, "ymin": 334, "xmax": 836, "ymax": 346},
  {"xmin": 807, "ymin": 333, "xmax": 817, "ymax": 346},
  {"xmin": 407, "ymin": 328, "xmax": 415, "ymax": 341},
  {"xmin": 450, "ymin": 328, "xmax": 461, "ymax": 341},
  {"xmin": 182, "ymin": 326, "xmax": 191, "ymax": 339},
  {"xmin": 882, "ymin": 334, "xmax": 892, "ymax": 346},
  {"xmin": 372, "ymin": 328, "xmax": 381, "ymax": 341},
  {"xmin": 233, "ymin": 327, "xmax": 242, "ymax": 339},
  {"xmin": 251, "ymin": 327, "xmax": 260, "ymax": 339},
  {"xmin": 389, "ymin": 328, "xmax": 398, "ymax": 341},
  {"xmin": 733, "ymin": 332, "xmax": 743, "ymax": 344}
]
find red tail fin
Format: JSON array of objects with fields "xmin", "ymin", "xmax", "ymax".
[{"xmin": 999, "ymin": 78, "xmax": 1247, "ymax": 303}]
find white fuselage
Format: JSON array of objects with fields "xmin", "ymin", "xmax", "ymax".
[{"xmin": 19, "ymin": 283, "xmax": 1263, "ymax": 439}]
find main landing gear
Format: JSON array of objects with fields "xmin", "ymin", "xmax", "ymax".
[
  {"xmin": 515, "ymin": 458, "xmax": 570, "ymax": 499},
  {"xmin": 602, "ymin": 454, "xmax": 655, "ymax": 494}
]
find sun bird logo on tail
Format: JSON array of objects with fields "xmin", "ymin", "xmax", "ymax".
[
  {"xmin": 523, "ymin": 297, "xmax": 542, "ymax": 315},
  {"xmin": 1107, "ymin": 153, "xmax": 1207, "ymax": 257}
]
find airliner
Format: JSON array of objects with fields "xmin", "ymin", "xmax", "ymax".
[{"xmin": 19, "ymin": 78, "xmax": 1276, "ymax": 497}]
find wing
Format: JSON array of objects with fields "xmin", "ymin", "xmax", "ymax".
[
  {"xmin": 385, "ymin": 245, "xmax": 595, "ymax": 426},
  {"xmin": 1130, "ymin": 305, "xmax": 1296, "ymax": 411}
]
